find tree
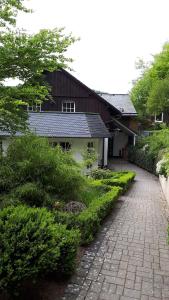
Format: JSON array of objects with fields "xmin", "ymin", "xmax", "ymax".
[
  {"xmin": 131, "ymin": 42, "xmax": 169, "ymax": 118},
  {"xmin": 0, "ymin": 0, "xmax": 77, "ymax": 133}
]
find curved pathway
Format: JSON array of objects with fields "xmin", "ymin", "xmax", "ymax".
[{"xmin": 63, "ymin": 161, "xmax": 169, "ymax": 300}]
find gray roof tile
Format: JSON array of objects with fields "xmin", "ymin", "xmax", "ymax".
[
  {"xmin": 98, "ymin": 93, "xmax": 137, "ymax": 115},
  {"xmin": 0, "ymin": 112, "xmax": 110, "ymax": 138}
]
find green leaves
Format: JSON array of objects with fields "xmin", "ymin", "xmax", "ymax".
[
  {"xmin": 0, "ymin": 0, "xmax": 30, "ymax": 27},
  {"xmin": 0, "ymin": 1, "xmax": 77, "ymax": 133},
  {"xmin": 131, "ymin": 42, "xmax": 169, "ymax": 118}
]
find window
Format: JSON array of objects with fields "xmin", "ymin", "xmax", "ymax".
[
  {"xmin": 27, "ymin": 103, "xmax": 41, "ymax": 112},
  {"xmin": 62, "ymin": 101, "xmax": 75, "ymax": 112},
  {"xmin": 87, "ymin": 142, "xmax": 94, "ymax": 150},
  {"xmin": 60, "ymin": 142, "xmax": 71, "ymax": 151},
  {"xmin": 155, "ymin": 112, "xmax": 163, "ymax": 123}
]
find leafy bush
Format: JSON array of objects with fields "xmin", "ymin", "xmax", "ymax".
[
  {"xmin": 55, "ymin": 186, "xmax": 122, "ymax": 245},
  {"xmin": 102, "ymin": 171, "xmax": 136, "ymax": 191},
  {"xmin": 129, "ymin": 145, "xmax": 157, "ymax": 174},
  {"xmin": 0, "ymin": 205, "xmax": 80, "ymax": 294},
  {"xmin": 13, "ymin": 182, "xmax": 50, "ymax": 207},
  {"xmin": 0, "ymin": 134, "xmax": 85, "ymax": 205},
  {"xmin": 91, "ymin": 168, "xmax": 113, "ymax": 179},
  {"xmin": 128, "ymin": 128, "xmax": 169, "ymax": 175}
]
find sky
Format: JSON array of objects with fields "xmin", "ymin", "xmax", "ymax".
[{"xmin": 17, "ymin": 0, "xmax": 169, "ymax": 93}]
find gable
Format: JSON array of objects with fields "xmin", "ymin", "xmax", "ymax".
[{"xmin": 45, "ymin": 70, "xmax": 90, "ymax": 98}]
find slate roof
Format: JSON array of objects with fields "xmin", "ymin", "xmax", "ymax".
[
  {"xmin": 0, "ymin": 112, "xmax": 110, "ymax": 138},
  {"xmin": 98, "ymin": 93, "xmax": 137, "ymax": 115}
]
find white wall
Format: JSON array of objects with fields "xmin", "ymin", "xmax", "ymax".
[
  {"xmin": 1, "ymin": 137, "xmax": 104, "ymax": 167},
  {"xmin": 47, "ymin": 137, "xmax": 104, "ymax": 167},
  {"xmin": 159, "ymin": 175, "xmax": 169, "ymax": 206},
  {"xmin": 113, "ymin": 132, "xmax": 128, "ymax": 157},
  {"xmin": 1, "ymin": 138, "xmax": 11, "ymax": 155}
]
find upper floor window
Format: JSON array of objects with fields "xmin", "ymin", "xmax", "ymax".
[
  {"xmin": 62, "ymin": 101, "xmax": 75, "ymax": 112},
  {"xmin": 27, "ymin": 103, "xmax": 41, "ymax": 112},
  {"xmin": 155, "ymin": 112, "xmax": 163, "ymax": 123}
]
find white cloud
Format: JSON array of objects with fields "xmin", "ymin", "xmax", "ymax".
[{"xmin": 17, "ymin": 0, "xmax": 169, "ymax": 93}]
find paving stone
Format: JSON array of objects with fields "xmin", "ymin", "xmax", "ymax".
[{"xmin": 61, "ymin": 161, "xmax": 169, "ymax": 300}]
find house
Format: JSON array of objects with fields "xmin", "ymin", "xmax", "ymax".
[{"xmin": 0, "ymin": 69, "xmax": 137, "ymax": 166}]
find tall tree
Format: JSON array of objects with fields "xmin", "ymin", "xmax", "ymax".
[
  {"xmin": 131, "ymin": 43, "xmax": 169, "ymax": 118},
  {"xmin": 0, "ymin": 0, "xmax": 77, "ymax": 133}
]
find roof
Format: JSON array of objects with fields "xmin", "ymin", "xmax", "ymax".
[
  {"xmin": 98, "ymin": 93, "xmax": 137, "ymax": 115},
  {"xmin": 0, "ymin": 112, "xmax": 110, "ymax": 138},
  {"xmin": 111, "ymin": 117, "xmax": 137, "ymax": 136},
  {"xmin": 60, "ymin": 69, "xmax": 121, "ymax": 115}
]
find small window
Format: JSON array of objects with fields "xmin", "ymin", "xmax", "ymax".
[
  {"xmin": 87, "ymin": 142, "xmax": 94, "ymax": 149},
  {"xmin": 87, "ymin": 142, "xmax": 94, "ymax": 153},
  {"xmin": 62, "ymin": 101, "xmax": 75, "ymax": 112},
  {"xmin": 60, "ymin": 142, "xmax": 71, "ymax": 151},
  {"xmin": 155, "ymin": 112, "xmax": 163, "ymax": 123},
  {"xmin": 27, "ymin": 103, "xmax": 41, "ymax": 112}
]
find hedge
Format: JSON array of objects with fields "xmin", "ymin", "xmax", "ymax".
[
  {"xmin": 128, "ymin": 146, "xmax": 156, "ymax": 174},
  {"xmin": 101, "ymin": 171, "xmax": 136, "ymax": 192},
  {"xmin": 54, "ymin": 186, "xmax": 122, "ymax": 245},
  {"xmin": 0, "ymin": 206, "xmax": 80, "ymax": 294}
]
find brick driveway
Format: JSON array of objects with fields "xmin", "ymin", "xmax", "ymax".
[{"xmin": 62, "ymin": 161, "xmax": 169, "ymax": 300}]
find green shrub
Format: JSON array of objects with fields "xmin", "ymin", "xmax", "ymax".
[
  {"xmin": 0, "ymin": 134, "xmax": 85, "ymax": 205},
  {"xmin": 128, "ymin": 146, "xmax": 156, "ymax": 174},
  {"xmin": 0, "ymin": 164, "xmax": 16, "ymax": 192},
  {"xmin": 54, "ymin": 186, "xmax": 122, "ymax": 245},
  {"xmin": 91, "ymin": 168, "xmax": 113, "ymax": 179},
  {"xmin": 0, "ymin": 205, "xmax": 80, "ymax": 294},
  {"xmin": 13, "ymin": 182, "xmax": 50, "ymax": 207},
  {"xmin": 128, "ymin": 128, "xmax": 169, "ymax": 175},
  {"xmin": 102, "ymin": 171, "xmax": 135, "ymax": 191}
]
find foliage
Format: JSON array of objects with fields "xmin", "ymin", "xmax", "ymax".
[
  {"xmin": 0, "ymin": 0, "xmax": 77, "ymax": 133},
  {"xmin": 90, "ymin": 168, "xmax": 113, "ymax": 179},
  {"xmin": 129, "ymin": 146, "xmax": 156, "ymax": 174},
  {"xmin": 55, "ymin": 186, "xmax": 121, "ymax": 245},
  {"xmin": 82, "ymin": 147, "xmax": 97, "ymax": 170},
  {"xmin": 13, "ymin": 182, "xmax": 50, "ymax": 207},
  {"xmin": 128, "ymin": 128, "xmax": 169, "ymax": 174},
  {"xmin": 0, "ymin": 134, "xmax": 85, "ymax": 204},
  {"xmin": 131, "ymin": 42, "xmax": 169, "ymax": 118},
  {"xmin": 102, "ymin": 171, "xmax": 135, "ymax": 191},
  {"xmin": 0, "ymin": 205, "xmax": 80, "ymax": 294}
]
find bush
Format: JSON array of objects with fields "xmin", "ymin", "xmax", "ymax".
[
  {"xmin": 55, "ymin": 186, "xmax": 122, "ymax": 245},
  {"xmin": 128, "ymin": 128, "xmax": 169, "ymax": 175},
  {"xmin": 91, "ymin": 168, "xmax": 113, "ymax": 179},
  {"xmin": 102, "ymin": 171, "xmax": 136, "ymax": 191},
  {"xmin": 128, "ymin": 146, "xmax": 156, "ymax": 174},
  {"xmin": 0, "ymin": 205, "xmax": 80, "ymax": 294},
  {"xmin": 0, "ymin": 134, "xmax": 85, "ymax": 205},
  {"xmin": 13, "ymin": 182, "xmax": 50, "ymax": 207}
]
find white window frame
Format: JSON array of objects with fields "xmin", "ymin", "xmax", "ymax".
[
  {"xmin": 155, "ymin": 112, "xmax": 163, "ymax": 123},
  {"xmin": 62, "ymin": 101, "xmax": 75, "ymax": 112},
  {"xmin": 27, "ymin": 103, "xmax": 41, "ymax": 112}
]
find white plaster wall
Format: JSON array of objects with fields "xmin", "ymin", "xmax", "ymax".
[
  {"xmin": 49, "ymin": 137, "xmax": 103, "ymax": 166},
  {"xmin": 113, "ymin": 132, "xmax": 128, "ymax": 157},
  {"xmin": 159, "ymin": 175, "xmax": 169, "ymax": 206},
  {"xmin": 1, "ymin": 138, "xmax": 11, "ymax": 155},
  {"xmin": 1, "ymin": 137, "xmax": 104, "ymax": 167}
]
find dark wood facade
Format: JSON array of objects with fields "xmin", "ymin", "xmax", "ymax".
[{"xmin": 43, "ymin": 69, "xmax": 120, "ymax": 123}]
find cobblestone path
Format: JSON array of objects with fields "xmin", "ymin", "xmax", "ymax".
[{"xmin": 62, "ymin": 161, "xmax": 169, "ymax": 300}]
